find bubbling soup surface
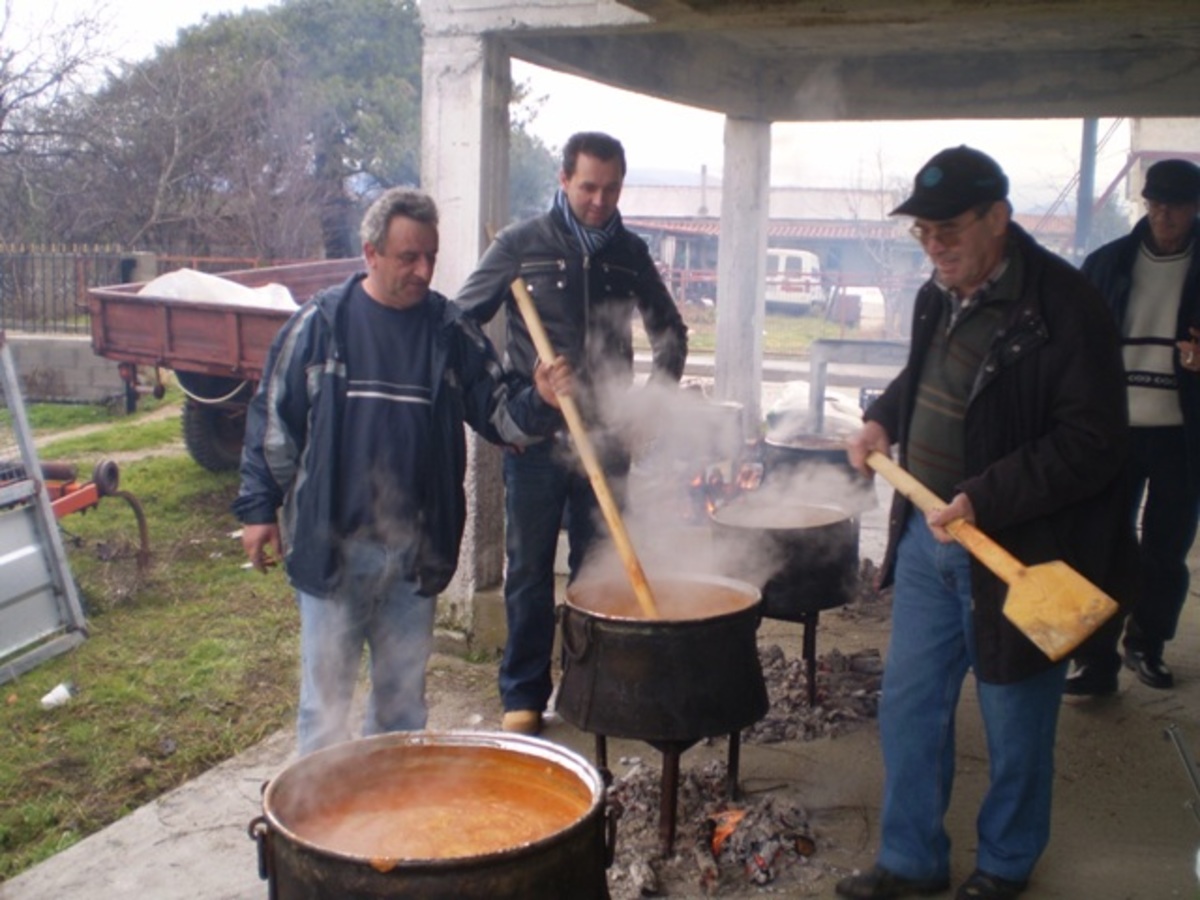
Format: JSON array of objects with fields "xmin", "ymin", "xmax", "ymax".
[
  {"xmin": 567, "ymin": 577, "xmax": 758, "ymax": 621},
  {"xmin": 280, "ymin": 746, "xmax": 590, "ymax": 861}
]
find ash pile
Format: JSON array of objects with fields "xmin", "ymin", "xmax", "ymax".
[
  {"xmin": 607, "ymin": 759, "xmax": 826, "ymax": 898},
  {"xmin": 606, "ymin": 562, "xmax": 890, "ymax": 897},
  {"xmin": 746, "ymin": 560, "xmax": 889, "ymax": 745}
]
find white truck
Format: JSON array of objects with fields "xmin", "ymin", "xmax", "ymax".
[{"xmin": 764, "ymin": 248, "xmax": 825, "ymax": 315}]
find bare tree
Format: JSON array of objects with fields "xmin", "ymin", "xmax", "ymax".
[{"xmin": 0, "ymin": 1, "xmax": 115, "ymax": 240}]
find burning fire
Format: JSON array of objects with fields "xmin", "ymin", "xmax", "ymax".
[{"xmin": 682, "ymin": 444, "xmax": 766, "ymax": 524}]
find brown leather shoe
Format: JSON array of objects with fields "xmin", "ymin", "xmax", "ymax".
[
  {"xmin": 835, "ymin": 864, "xmax": 950, "ymax": 899},
  {"xmin": 501, "ymin": 710, "xmax": 542, "ymax": 735}
]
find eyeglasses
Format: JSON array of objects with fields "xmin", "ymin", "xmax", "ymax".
[
  {"xmin": 909, "ymin": 208, "xmax": 988, "ymax": 247},
  {"xmin": 1145, "ymin": 199, "xmax": 1198, "ymax": 217}
]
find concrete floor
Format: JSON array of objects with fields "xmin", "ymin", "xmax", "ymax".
[{"xmin": 3, "ymin": 474, "xmax": 1199, "ymax": 899}]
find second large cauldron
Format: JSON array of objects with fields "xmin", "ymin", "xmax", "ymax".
[
  {"xmin": 557, "ymin": 573, "xmax": 767, "ymax": 744},
  {"xmin": 556, "ymin": 573, "xmax": 767, "ymax": 855},
  {"xmin": 710, "ymin": 495, "xmax": 860, "ymax": 705},
  {"xmin": 710, "ymin": 499, "xmax": 859, "ymax": 619}
]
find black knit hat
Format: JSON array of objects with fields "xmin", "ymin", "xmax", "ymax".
[
  {"xmin": 891, "ymin": 146, "xmax": 1009, "ymax": 220},
  {"xmin": 1142, "ymin": 159, "xmax": 1200, "ymax": 205}
]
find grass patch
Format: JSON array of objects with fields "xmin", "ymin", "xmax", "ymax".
[
  {"xmin": 3, "ymin": 386, "xmax": 180, "ymax": 436},
  {"xmin": 0, "ymin": 430, "xmax": 297, "ymax": 880},
  {"xmin": 37, "ymin": 418, "xmax": 181, "ymax": 460}
]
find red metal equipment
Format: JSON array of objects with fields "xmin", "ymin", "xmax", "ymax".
[{"xmin": 2, "ymin": 458, "xmax": 151, "ymax": 569}]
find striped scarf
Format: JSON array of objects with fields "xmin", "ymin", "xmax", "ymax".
[{"xmin": 554, "ymin": 189, "xmax": 622, "ymax": 256}]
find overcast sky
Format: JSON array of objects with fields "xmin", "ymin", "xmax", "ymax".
[{"xmin": 24, "ymin": 0, "xmax": 1136, "ymax": 213}]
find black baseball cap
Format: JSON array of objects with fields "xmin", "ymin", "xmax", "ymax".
[
  {"xmin": 1142, "ymin": 159, "xmax": 1200, "ymax": 205},
  {"xmin": 890, "ymin": 145, "xmax": 1009, "ymax": 221}
]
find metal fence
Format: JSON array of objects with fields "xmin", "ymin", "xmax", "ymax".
[{"xmin": 0, "ymin": 246, "xmax": 270, "ymax": 336}]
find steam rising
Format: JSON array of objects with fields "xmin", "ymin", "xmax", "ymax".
[{"xmin": 567, "ymin": 377, "xmax": 875, "ymax": 601}]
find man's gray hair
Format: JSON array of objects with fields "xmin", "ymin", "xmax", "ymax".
[{"xmin": 360, "ymin": 188, "xmax": 439, "ymax": 250}]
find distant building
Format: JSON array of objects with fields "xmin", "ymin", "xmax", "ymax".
[
  {"xmin": 621, "ymin": 117, "xmax": 1199, "ymax": 338},
  {"xmin": 622, "ymin": 183, "xmax": 1075, "ymax": 318}
]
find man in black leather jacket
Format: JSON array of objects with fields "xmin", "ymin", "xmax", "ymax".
[
  {"xmin": 1065, "ymin": 158, "xmax": 1200, "ymax": 696},
  {"xmin": 455, "ymin": 131, "xmax": 688, "ymax": 735}
]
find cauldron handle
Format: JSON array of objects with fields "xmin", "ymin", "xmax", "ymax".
[
  {"xmin": 558, "ymin": 607, "xmax": 594, "ymax": 663},
  {"xmin": 248, "ymin": 815, "xmax": 273, "ymax": 890}
]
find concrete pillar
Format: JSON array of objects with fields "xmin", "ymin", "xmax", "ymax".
[
  {"xmin": 714, "ymin": 117, "xmax": 770, "ymax": 430},
  {"xmin": 421, "ymin": 30, "xmax": 511, "ymax": 636},
  {"xmin": 122, "ymin": 252, "xmax": 157, "ymax": 284}
]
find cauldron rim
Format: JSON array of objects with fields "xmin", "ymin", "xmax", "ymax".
[
  {"xmin": 762, "ymin": 432, "xmax": 848, "ymax": 451},
  {"xmin": 564, "ymin": 571, "xmax": 762, "ymax": 623},
  {"xmin": 709, "ymin": 498, "xmax": 853, "ymax": 531},
  {"xmin": 260, "ymin": 730, "xmax": 604, "ymax": 869}
]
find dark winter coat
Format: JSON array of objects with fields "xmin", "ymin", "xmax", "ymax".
[
  {"xmin": 867, "ymin": 223, "xmax": 1136, "ymax": 683},
  {"xmin": 1081, "ymin": 216, "xmax": 1200, "ymax": 491}
]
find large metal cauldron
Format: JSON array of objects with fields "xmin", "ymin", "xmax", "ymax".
[
  {"xmin": 710, "ymin": 497, "xmax": 859, "ymax": 706},
  {"xmin": 557, "ymin": 573, "xmax": 768, "ymax": 744},
  {"xmin": 250, "ymin": 731, "xmax": 611, "ymax": 899},
  {"xmin": 761, "ymin": 432, "xmax": 854, "ymax": 476},
  {"xmin": 710, "ymin": 498, "xmax": 859, "ymax": 620}
]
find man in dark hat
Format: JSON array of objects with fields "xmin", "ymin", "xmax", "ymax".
[
  {"xmin": 1065, "ymin": 157, "xmax": 1200, "ymax": 697},
  {"xmin": 839, "ymin": 146, "xmax": 1132, "ymax": 900}
]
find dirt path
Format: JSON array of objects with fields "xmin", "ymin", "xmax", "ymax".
[{"xmin": 31, "ymin": 403, "xmax": 188, "ymax": 466}]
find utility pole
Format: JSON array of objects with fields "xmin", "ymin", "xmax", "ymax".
[{"xmin": 1074, "ymin": 118, "xmax": 1098, "ymax": 262}]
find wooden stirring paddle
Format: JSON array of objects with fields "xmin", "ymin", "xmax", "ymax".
[
  {"xmin": 510, "ymin": 277, "xmax": 659, "ymax": 619},
  {"xmin": 867, "ymin": 451, "xmax": 1118, "ymax": 661}
]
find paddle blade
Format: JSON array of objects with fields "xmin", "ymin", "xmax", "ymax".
[{"xmin": 1001, "ymin": 561, "xmax": 1120, "ymax": 662}]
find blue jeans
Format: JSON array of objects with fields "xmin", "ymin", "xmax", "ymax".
[
  {"xmin": 500, "ymin": 438, "xmax": 621, "ymax": 712},
  {"xmin": 296, "ymin": 541, "xmax": 436, "ymax": 757},
  {"xmin": 878, "ymin": 514, "xmax": 1067, "ymax": 883}
]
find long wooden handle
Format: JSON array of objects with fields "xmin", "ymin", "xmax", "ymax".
[
  {"xmin": 866, "ymin": 451, "xmax": 1026, "ymax": 586},
  {"xmin": 510, "ymin": 278, "xmax": 659, "ymax": 619}
]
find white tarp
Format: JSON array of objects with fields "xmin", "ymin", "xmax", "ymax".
[{"xmin": 137, "ymin": 268, "xmax": 296, "ymax": 310}]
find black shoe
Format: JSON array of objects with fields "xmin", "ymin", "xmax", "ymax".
[
  {"xmin": 1123, "ymin": 648, "xmax": 1174, "ymax": 689},
  {"xmin": 836, "ymin": 864, "xmax": 950, "ymax": 899},
  {"xmin": 1062, "ymin": 664, "xmax": 1118, "ymax": 698},
  {"xmin": 955, "ymin": 869, "xmax": 1027, "ymax": 899}
]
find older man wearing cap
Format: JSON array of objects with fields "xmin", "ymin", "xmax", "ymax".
[
  {"xmin": 840, "ymin": 146, "xmax": 1133, "ymax": 900},
  {"xmin": 1064, "ymin": 158, "xmax": 1200, "ymax": 697}
]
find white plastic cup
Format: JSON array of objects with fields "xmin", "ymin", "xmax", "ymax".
[{"xmin": 40, "ymin": 683, "xmax": 73, "ymax": 709}]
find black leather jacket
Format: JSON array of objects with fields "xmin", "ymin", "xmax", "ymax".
[{"xmin": 454, "ymin": 205, "xmax": 688, "ymax": 427}]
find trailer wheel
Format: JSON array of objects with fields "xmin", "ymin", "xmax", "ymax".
[{"xmin": 182, "ymin": 402, "xmax": 246, "ymax": 473}]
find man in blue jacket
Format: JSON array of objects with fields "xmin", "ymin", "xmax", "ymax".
[
  {"xmin": 1066, "ymin": 158, "xmax": 1200, "ymax": 696},
  {"xmin": 233, "ymin": 188, "xmax": 569, "ymax": 756}
]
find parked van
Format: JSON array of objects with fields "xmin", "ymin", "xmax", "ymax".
[{"xmin": 764, "ymin": 248, "xmax": 825, "ymax": 314}]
